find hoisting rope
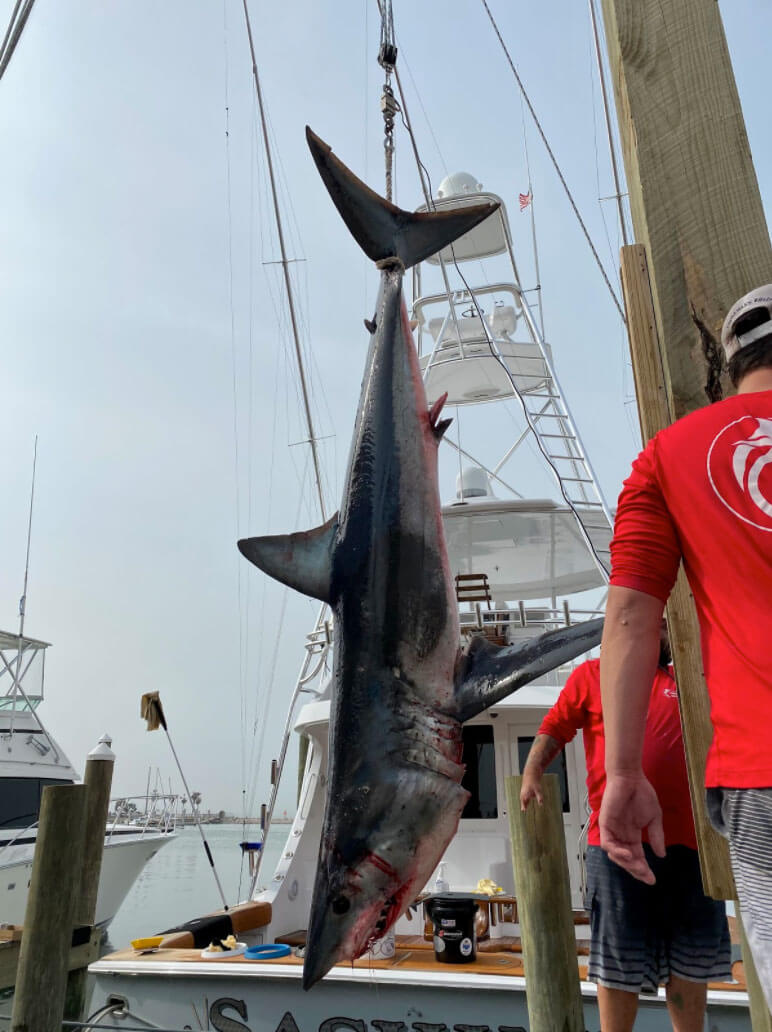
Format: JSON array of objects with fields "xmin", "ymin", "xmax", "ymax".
[
  {"xmin": 377, "ymin": 0, "xmax": 399, "ymax": 201},
  {"xmin": 374, "ymin": 4, "xmax": 612, "ymax": 579}
]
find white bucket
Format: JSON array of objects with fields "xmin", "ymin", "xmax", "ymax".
[{"xmin": 368, "ymin": 928, "xmax": 396, "ymax": 960}]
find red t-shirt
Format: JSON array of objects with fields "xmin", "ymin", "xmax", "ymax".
[
  {"xmin": 538, "ymin": 658, "xmax": 696, "ymax": 848},
  {"xmin": 610, "ymin": 391, "xmax": 772, "ymax": 788}
]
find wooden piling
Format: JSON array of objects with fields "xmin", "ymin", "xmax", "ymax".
[
  {"xmin": 10, "ymin": 784, "xmax": 88, "ymax": 1032},
  {"xmin": 739, "ymin": 913, "xmax": 772, "ymax": 1032},
  {"xmin": 63, "ymin": 734, "xmax": 116, "ymax": 1024},
  {"xmin": 620, "ymin": 245, "xmax": 771, "ymax": 1025},
  {"xmin": 506, "ymin": 774, "xmax": 584, "ymax": 1032},
  {"xmin": 620, "ymin": 243, "xmax": 735, "ymax": 900}
]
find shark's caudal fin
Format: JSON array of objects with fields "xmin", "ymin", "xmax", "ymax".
[
  {"xmin": 238, "ymin": 514, "xmax": 339, "ymax": 604},
  {"xmin": 306, "ymin": 127, "xmax": 498, "ymax": 270},
  {"xmin": 451, "ymin": 619, "xmax": 604, "ymax": 723}
]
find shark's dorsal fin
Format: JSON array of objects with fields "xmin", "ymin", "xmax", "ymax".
[
  {"xmin": 238, "ymin": 514, "xmax": 339, "ymax": 604},
  {"xmin": 450, "ymin": 619, "xmax": 604, "ymax": 723},
  {"xmin": 429, "ymin": 393, "xmax": 452, "ymax": 442},
  {"xmin": 306, "ymin": 127, "xmax": 498, "ymax": 271}
]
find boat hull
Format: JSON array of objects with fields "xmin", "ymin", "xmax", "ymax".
[
  {"xmin": 0, "ymin": 830, "xmax": 173, "ymax": 927},
  {"xmin": 88, "ymin": 958, "xmax": 751, "ymax": 1032}
]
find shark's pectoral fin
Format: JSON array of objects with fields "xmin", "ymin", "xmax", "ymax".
[
  {"xmin": 238, "ymin": 514, "xmax": 339, "ymax": 603},
  {"xmin": 451, "ymin": 618, "xmax": 604, "ymax": 723}
]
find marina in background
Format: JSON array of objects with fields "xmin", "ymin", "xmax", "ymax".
[{"xmin": 104, "ymin": 825, "xmax": 284, "ymax": 952}]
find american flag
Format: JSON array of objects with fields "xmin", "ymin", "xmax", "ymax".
[{"xmin": 519, "ymin": 190, "xmax": 532, "ymax": 212}]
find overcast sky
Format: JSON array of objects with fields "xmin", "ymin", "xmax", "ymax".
[{"xmin": 0, "ymin": 1, "xmax": 768, "ymax": 826}]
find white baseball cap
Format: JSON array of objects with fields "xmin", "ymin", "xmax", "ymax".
[{"xmin": 721, "ymin": 284, "xmax": 772, "ymax": 360}]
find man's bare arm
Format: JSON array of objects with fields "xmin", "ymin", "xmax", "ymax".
[
  {"xmin": 519, "ymin": 733, "xmax": 562, "ymax": 810},
  {"xmin": 599, "ymin": 585, "xmax": 666, "ymax": 882}
]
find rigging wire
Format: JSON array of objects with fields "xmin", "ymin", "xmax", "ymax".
[
  {"xmin": 386, "ymin": 40, "xmax": 611, "ymax": 578},
  {"xmin": 0, "ymin": 0, "xmax": 34, "ymax": 83},
  {"xmin": 241, "ymin": 0, "xmax": 327, "ymax": 523},
  {"xmin": 222, "ymin": 0, "xmax": 251, "ymax": 839},
  {"xmin": 587, "ymin": 0, "xmax": 630, "ymax": 247},
  {"xmin": 479, "ymin": 0, "xmax": 626, "ymax": 324}
]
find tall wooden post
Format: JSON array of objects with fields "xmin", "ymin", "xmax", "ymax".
[
  {"xmin": 600, "ymin": 0, "xmax": 772, "ymax": 415},
  {"xmin": 601, "ymin": 6, "xmax": 772, "ymax": 1018},
  {"xmin": 64, "ymin": 734, "xmax": 116, "ymax": 1024},
  {"xmin": 506, "ymin": 775, "xmax": 584, "ymax": 1032},
  {"xmin": 620, "ymin": 244, "xmax": 733, "ymax": 899},
  {"xmin": 621, "ymin": 244, "xmax": 771, "ymax": 1027},
  {"xmin": 10, "ymin": 784, "xmax": 88, "ymax": 1032}
]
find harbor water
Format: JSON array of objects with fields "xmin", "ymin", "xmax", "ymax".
[{"xmin": 104, "ymin": 823, "xmax": 286, "ymax": 951}]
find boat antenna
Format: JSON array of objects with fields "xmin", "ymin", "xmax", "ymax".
[
  {"xmin": 8, "ymin": 435, "xmax": 37, "ymax": 740},
  {"xmin": 240, "ymin": 0, "xmax": 327, "ymax": 522}
]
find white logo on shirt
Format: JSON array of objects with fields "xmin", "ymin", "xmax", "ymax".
[{"xmin": 707, "ymin": 415, "xmax": 772, "ymax": 532}]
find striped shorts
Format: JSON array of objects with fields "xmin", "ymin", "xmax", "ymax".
[
  {"xmin": 584, "ymin": 844, "xmax": 731, "ymax": 993},
  {"xmin": 707, "ymin": 787, "xmax": 772, "ymax": 1010}
]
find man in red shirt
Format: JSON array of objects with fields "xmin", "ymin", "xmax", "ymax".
[
  {"xmin": 599, "ymin": 284, "xmax": 772, "ymax": 1007},
  {"xmin": 521, "ymin": 629, "xmax": 729, "ymax": 1032}
]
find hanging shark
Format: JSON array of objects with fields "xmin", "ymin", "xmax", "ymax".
[{"xmin": 238, "ymin": 127, "xmax": 603, "ymax": 989}]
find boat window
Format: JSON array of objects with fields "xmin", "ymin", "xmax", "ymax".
[
  {"xmin": 0, "ymin": 696, "xmax": 41, "ymax": 712},
  {"xmin": 460, "ymin": 726, "xmax": 498, "ymax": 819},
  {"xmin": 0, "ymin": 778, "xmax": 71, "ymax": 829},
  {"xmin": 517, "ymin": 736, "xmax": 570, "ymax": 813}
]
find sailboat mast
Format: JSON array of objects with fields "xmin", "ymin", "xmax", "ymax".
[{"xmin": 240, "ymin": 0, "xmax": 327, "ymax": 522}]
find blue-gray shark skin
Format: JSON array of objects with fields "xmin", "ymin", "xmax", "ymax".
[{"xmin": 238, "ymin": 128, "xmax": 603, "ymax": 990}]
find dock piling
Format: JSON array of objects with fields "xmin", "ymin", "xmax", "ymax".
[
  {"xmin": 64, "ymin": 734, "xmax": 116, "ymax": 1024},
  {"xmin": 506, "ymin": 774, "xmax": 584, "ymax": 1032},
  {"xmin": 10, "ymin": 784, "xmax": 88, "ymax": 1032}
]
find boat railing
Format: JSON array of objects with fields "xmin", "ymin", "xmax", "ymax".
[
  {"xmin": 107, "ymin": 793, "xmax": 179, "ymax": 840},
  {"xmin": 299, "ymin": 620, "xmax": 332, "ymax": 691},
  {"xmin": 248, "ymin": 602, "xmax": 330, "ymax": 896},
  {"xmin": 0, "ymin": 819, "xmax": 39, "ymax": 861},
  {"xmin": 459, "ymin": 602, "xmax": 603, "ymax": 636}
]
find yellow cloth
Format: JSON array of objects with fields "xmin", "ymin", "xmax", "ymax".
[
  {"xmin": 475, "ymin": 878, "xmax": 504, "ymax": 895},
  {"xmin": 141, "ymin": 691, "xmax": 166, "ymax": 731}
]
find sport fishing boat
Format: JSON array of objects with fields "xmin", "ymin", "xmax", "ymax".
[
  {"xmin": 0, "ymin": 629, "xmax": 175, "ymax": 929},
  {"xmin": 87, "ymin": 57, "xmax": 751, "ymax": 1032}
]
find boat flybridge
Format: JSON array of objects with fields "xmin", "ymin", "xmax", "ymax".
[
  {"xmin": 89, "ymin": 173, "xmax": 750, "ymax": 1031},
  {"xmin": 0, "ymin": 629, "xmax": 175, "ymax": 929}
]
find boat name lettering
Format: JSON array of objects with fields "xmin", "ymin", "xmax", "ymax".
[
  {"xmin": 201, "ymin": 1004, "xmax": 538, "ymax": 1032},
  {"xmin": 209, "ymin": 997, "xmax": 250, "ymax": 1032}
]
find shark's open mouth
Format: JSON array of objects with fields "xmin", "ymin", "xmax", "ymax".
[{"xmin": 353, "ymin": 852, "xmax": 414, "ymax": 956}]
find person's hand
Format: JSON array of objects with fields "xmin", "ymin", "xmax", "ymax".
[
  {"xmin": 599, "ymin": 772, "xmax": 665, "ymax": 884},
  {"xmin": 520, "ymin": 771, "xmax": 543, "ymax": 811}
]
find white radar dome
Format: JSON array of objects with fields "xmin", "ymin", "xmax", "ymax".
[
  {"xmin": 454, "ymin": 466, "xmax": 496, "ymax": 501},
  {"xmin": 436, "ymin": 172, "xmax": 483, "ymax": 199}
]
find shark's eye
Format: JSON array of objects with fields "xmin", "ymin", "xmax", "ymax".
[{"xmin": 331, "ymin": 895, "xmax": 350, "ymax": 916}]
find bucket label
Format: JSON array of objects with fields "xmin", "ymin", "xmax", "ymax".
[
  {"xmin": 460, "ymin": 937, "xmax": 473, "ymax": 957},
  {"xmin": 433, "ymin": 935, "xmax": 445, "ymax": 953},
  {"xmin": 440, "ymin": 918, "xmax": 456, "ymax": 928}
]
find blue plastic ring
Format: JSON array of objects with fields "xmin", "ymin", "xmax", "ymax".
[{"xmin": 245, "ymin": 943, "xmax": 291, "ymax": 960}]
